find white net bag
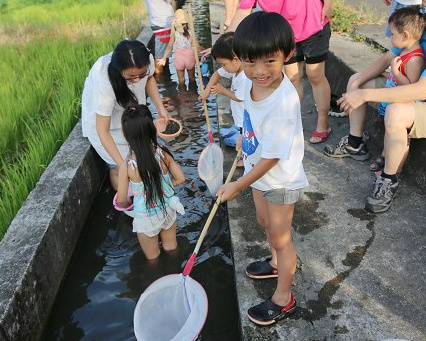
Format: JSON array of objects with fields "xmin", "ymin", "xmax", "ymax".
[
  {"xmin": 197, "ymin": 144, "xmax": 224, "ymax": 196},
  {"xmin": 134, "ymin": 274, "xmax": 208, "ymax": 341}
]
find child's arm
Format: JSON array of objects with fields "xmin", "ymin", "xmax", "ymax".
[
  {"xmin": 348, "ymin": 50, "xmax": 396, "ymax": 91},
  {"xmin": 211, "ymin": 84, "xmax": 242, "ymax": 102},
  {"xmin": 165, "ymin": 152, "xmax": 186, "ymax": 186},
  {"xmin": 199, "ymin": 70, "xmax": 221, "ymax": 100},
  {"xmin": 338, "ymin": 76, "xmax": 426, "ymax": 113},
  {"xmin": 218, "ymin": 158, "xmax": 279, "ymax": 202},
  {"xmin": 157, "ymin": 33, "xmax": 175, "ymax": 66},
  {"xmin": 392, "ymin": 56, "xmax": 425, "ymax": 86},
  {"xmin": 117, "ymin": 162, "xmax": 131, "ymax": 207}
]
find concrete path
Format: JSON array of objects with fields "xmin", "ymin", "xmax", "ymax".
[{"xmin": 209, "ymin": 2, "xmax": 426, "ymax": 341}]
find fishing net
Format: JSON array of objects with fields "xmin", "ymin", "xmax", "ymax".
[
  {"xmin": 134, "ymin": 274, "xmax": 208, "ymax": 341},
  {"xmin": 197, "ymin": 143, "xmax": 224, "ymax": 196}
]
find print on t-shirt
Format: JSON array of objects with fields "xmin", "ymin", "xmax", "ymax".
[
  {"xmin": 242, "ymin": 109, "xmax": 259, "ymax": 169},
  {"xmin": 242, "ymin": 109, "xmax": 258, "ymax": 156}
]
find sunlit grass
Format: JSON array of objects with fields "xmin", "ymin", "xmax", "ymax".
[
  {"xmin": 332, "ymin": 0, "xmax": 386, "ymax": 34},
  {"xmin": 0, "ymin": 0, "xmax": 146, "ymax": 239}
]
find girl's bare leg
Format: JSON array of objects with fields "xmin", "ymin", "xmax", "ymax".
[
  {"xmin": 137, "ymin": 233, "xmax": 161, "ymax": 260},
  {"xmin": 159, "ymin": 222, "xmax": 178, "ymax": 251}
]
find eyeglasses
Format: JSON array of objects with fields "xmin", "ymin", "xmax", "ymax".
[{"xmin": 122, "ymin": 66, "xmax": 150, "ymax": 82}]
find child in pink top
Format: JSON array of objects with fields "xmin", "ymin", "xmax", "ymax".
[{"xmin": 229, "ymin": 0, "xmax": 334, "ymax": 144}]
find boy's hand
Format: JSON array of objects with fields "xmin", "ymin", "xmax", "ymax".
[
  {"xmin": 391, "ymin": 56, "xmax": 402, "ymax": 76},
  {"xmin": 200, "ymin": 47, "xmax": 212, "ymax": 58},
  {"xmin": 199, "ymin": 88, "xmax": 210, "ymax": 101},
  {"xmin": 217, "ymin": 181, "xmax": 241, "ymax": 202},
  {"xmin": 157, "ymin": 58, "xmax": 167, "ymax": 66},
  {"xmin": 236, "ymin": 135, "xmax": 242, "ymax": 151},
  {"xmin": 211, "ymin": 84, "xmax": 224, "ymax": 95}
]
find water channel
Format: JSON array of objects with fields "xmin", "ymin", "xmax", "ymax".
[{"xmin": 42, "ymin": 1, "xmax": 241, "ymax": 340}]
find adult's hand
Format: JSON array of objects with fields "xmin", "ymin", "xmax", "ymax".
[
  {"xmin": 322, "ymin": 0, "xmax": 332, "ymax": 24},
  {"xmin": 337, "ymin": 89, "xmax": 367, "ymax": 114},
  {"xmin": 158, "ymin": 107, "xmax": 170, "ymax": 121}
]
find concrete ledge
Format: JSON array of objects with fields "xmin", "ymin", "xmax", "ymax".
[
  {"xmin": 326, "ymin": 33, "xmax": 426, "ymax": 191},
  {"xmin": 0, "ymin": 120, "xmax": 105, "ymax": 341}
]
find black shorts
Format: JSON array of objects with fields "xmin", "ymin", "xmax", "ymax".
[{"xmin": 285, "ymin": 23, "xmax": 331, "ymax": 65}]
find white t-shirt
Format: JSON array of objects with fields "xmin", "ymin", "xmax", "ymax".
[
  {"xmin": 242, "ymin": 75, "xmax": 308, "ymax": 191},
  {"xmin": 396, "ymin": 0, "xmax": 421, "ymax": 5},
  {"xmin": 143, "ymin": 0, "xmax": 174, "ymax": 28},
  {"xmin": 81, "ymin": 53, "xmax": 155, "ymax": 165},
  {"xmin": 217, "ymin": 67, "xmax": 247, "ymax": 128}
]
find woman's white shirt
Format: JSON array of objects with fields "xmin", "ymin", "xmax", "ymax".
[{"xmin": 81, "ymin": 52, "xmax": 155, "ymax": 165}]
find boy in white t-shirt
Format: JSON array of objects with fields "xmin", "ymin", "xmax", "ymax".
[
  {"xmin": 200, "ymin": 32, "xmax": 247, "ymax": 149},
  {"xmin": 218, "ymin": 12, "xmax": 308, "ymax": 326}
]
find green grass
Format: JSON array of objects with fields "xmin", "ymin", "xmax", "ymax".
[
  {"xmin": 331, "ymin": 0, "xmax": 385, "ymax": 34},
  {"xmin": 0, "ymin": 0, "xmax": 146, "ymax": 239}
]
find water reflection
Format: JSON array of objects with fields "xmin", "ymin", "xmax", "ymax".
[{"xmin": 42, "ymin": 1, "xmax": 240, "ymax": 340}]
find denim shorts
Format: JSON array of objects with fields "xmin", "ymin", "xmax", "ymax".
[{"xmin": 262, "ymin": 188, "xmax": 302, "ymax": 205}]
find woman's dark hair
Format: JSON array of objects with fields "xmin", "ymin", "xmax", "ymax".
[
  {"xmin": 233, "ymin": 11, "xmax": 294, "ymax": 61},
  {"xmin": 211, "ymin": 32, "xmax": 235, "ymax": 60},
  {"xmin": 108, "ymin": 40, "xmax": 151, "ymax": 108},
  {"xmin": 121, "ymin": 104, "xmax": 173, "ymax": 212},
  {"xmin": 389, "ymin": 5, "xmax": 426, "ymax": 40}
]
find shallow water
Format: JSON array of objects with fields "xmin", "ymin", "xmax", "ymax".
[{"xmin": 42, "ymin": 1, "xmax": 241, "ymax": 340}]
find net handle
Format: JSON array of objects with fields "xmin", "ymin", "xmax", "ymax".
[
  {"xmin": 183, "ymin": 149, "xmax": 242, "ymax": 276},
  {"xmin": 187, "ymin": 3, "xmax": 214, "ymax": 144}
]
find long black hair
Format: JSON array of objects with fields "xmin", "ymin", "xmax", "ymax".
[
  {"xmin": 121, "ymin": 104, "xmax": 173, "ymax": 211},
  {"xmin": 108, "ymin": 40, "xmax": 151, "ymax": 108}
]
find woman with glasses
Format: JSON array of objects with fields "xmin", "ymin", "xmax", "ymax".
[{"xmin": 82, "ymin": 40, "xmax": 169, "ymax": 190}]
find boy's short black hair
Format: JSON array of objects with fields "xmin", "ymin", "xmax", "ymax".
[
  {"xmin": 211, "ymin": 32, "xmax": 235, "ymax": 60},
  {"xmin": 233, "ymin": 11, "xmax": 294, "ymax": 61},
  {"xmin": 389, "ymin": 5, "xmax": 426, "ymax": 40}
]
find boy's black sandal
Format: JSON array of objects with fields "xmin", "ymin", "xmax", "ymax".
[
  {"xmin": 247, "ymin": 293, "xmax": 296, "ymax": 326},
  {"xmin": 246, "ymin": 257, "xmax": 278, "ymax": 279}
]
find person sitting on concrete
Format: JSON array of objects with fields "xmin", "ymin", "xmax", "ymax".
[
  {"xmin": 218, "ymin": 12, "xmax": 308, "ymax": 326},
  {"xmin": 199, "ymin": 32, "xmax": 247, "ymax": 152},
  {"xmin": 142, "ymin": 0, "xmax": 175, "ymax": 74},
  {"xmin": 324, "ymin": 4, "xmax": 426, "ymax": 213},
  {"xmin": 375, "ymin": 7, "xmax": 425, "ymax": 169},
  {"xmin": 383, "ymin": 0, "xmax": 422, "ymax": 37}
]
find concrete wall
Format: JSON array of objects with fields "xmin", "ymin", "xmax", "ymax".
[
  {"xmin": 326, "ymin": 35, "xmax": 426, "ymax": 191},
  {"xmin": 0, "ymin": 121, "xmax": 105, "ymax": 341}
]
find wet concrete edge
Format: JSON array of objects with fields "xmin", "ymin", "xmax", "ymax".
[{"xmin": 0, "ymin": 120, "xmax": 105, "ymax": 341}]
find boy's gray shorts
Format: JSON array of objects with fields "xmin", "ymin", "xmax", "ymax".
[{"xmin": 262, "ymin": 188, "xmax": 302, "ymax": 205}]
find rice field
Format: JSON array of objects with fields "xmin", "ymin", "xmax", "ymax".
[{"xmin": 0, "ymin": 0, "xmax": 146, "ymax": 239}]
